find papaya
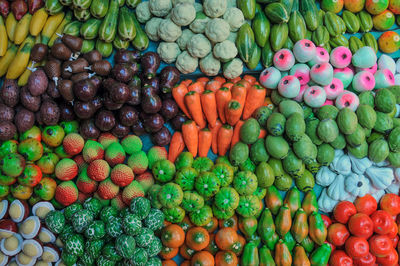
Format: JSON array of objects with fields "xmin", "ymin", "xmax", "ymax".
[
  {"xmin": 264, "ymin": 2, "xmax": 289, "ymax": 23},
  {"xmin": 349, "ymin": 36, "xmax": 364, "ymax": 54},
  {"xmin": 274, "ymin": 240, "xmax": 292, "ymax": 266},
  {"xmin": 358, "ymin": 10, "xmax": 374, "ymax": 32},
  {"xmin": 257, "ymin": 208, "xmax": 275, "ymax": 244},
  {"xmin": 300, "ymin": 0, "xmax": 319, "ymax": 31},
  {"xmin": 270, "ymin": 23, "xmax": 288, "ymax": 52},
  {"xmin": 312, "ymin": 25, "xmax": 329, "ymax": 47},
  {"xmin": 283, "ymin": 187, "xmax": 301, "ymax": 218},
  {"xmin": 265, "ymin": 185, "xmax": 283, "ymax": 215},
  {"xmin": 98, "ymin": 0, "xmax": 118, "ymax": 43},
  {"xmin": 308, "ymin": 212, "xmax": 327, "ymax": 246},
  {"xmin": 252, "ymin": 4, "xmax": 270, "ymax": 47},
  {"xmin": 293, "ymin": 245, "xmax": 311, "ymax": 265},
  {"xmin": 237, "ymin": 23, "xmax": 256, "ymax": 63},
  {"xmin": 288, "ymin": 0, "xmax": 306, "ymax": 43},
  {"xmin": 343, "ymin": 10, "xmax": 360, "ymax": 33},
  {"xmin": 275, "ymin": 204, "xmax": 292, "ymax": 237},
  {"xmin": 301, "ymin": 190, "xmax": 318, "ymax": 216},
  {"xmin": 259, "ymin": 245, "xmax": 275, "ymax": 266}
]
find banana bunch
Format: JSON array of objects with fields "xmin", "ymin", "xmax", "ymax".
[{"xmin": 0, "ymin": 7, "xmax": 71, "ymax": 84}]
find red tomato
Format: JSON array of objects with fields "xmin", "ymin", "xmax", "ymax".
[
  {"xmin": 380, "ymin": 193, "xmax": 400, "ymax": 216},
  {"xmin": 321, "ymin": 214, "xmax": 332, "ymax": 228},
  {"xmin": 375, "ymin": 248, "xmax": 399, "ymax": 265},
  {"xmin": 348, "ymin": 213, "xmax": 374, "ymax": 238},
  {"xmin": 345, "ymin": 236, "xmax": 369, "ymax": 258},
  {"xmin": 334, "ymin": 201, "xmax": 357, "ymax": 224},
  {"xmin": 328, "ymin": 223, "xmax": 350, "ymax": 247},
  {"xmin": 369, "ymin": 235, "xmax": 393, "ymax": 257},
  {"xmin": 353, "ymin": 252, "xmax": 376, "ymax": 266},
  {"xmin": 354, "ymin": 194, "xmax": 377, "ymax": 216},
  {"xmin": 329, "ymin": 250, "xmax": 353, "ymax": 266},
  {"xmin": 371, "ymin": 210, "xmax": 395, "ymax": 235},
  {"xmin": 386, "ymin": 222, "xmax": 398, "ymax": 239},
  {"xmin": 390, "ymin": 235, "xmax": 399, "ymax": 249}
]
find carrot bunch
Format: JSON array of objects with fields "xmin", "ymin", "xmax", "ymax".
[{"xmin": 170, "ymin": 75, "xmax": 267, "ymax": 159}]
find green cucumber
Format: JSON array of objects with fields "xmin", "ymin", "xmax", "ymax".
[
  {"xmin": 270, "ymin": 23, "xmax": 288, "ymax": 51},
  {"xmin": 264, "ymin": 2, "xmax": 289, "ymax": 23},
  {"xmin": 252, "ymin": 4, "xmax": 270, "ymax": 47},
  {"xmin": 99, "ymin": 0, "xmax": 119, "ymax": 43},
  {"xmin": 349, "ymin": 36, "xmax": 364, "ymax": 54},
  {"xmin": 361, "ymin": 32, "xmax": 378, "ymax": 53},
  {"xmin": 300, "ymin": 0, "xmax": 319, "ymax": 31},
  {"xmin": 343, "ymin": 10, "xmax": 360, "ymax": 34},
  {"xmin": 261, "ymin": 41, "xmax": 274, "ymax": 67},
  {"xmin": 358, "ymin": 10, "xmax": 373, "ymax": 33},
  {"xmin": 288, "ymin": 0, "xmax": 306, "ymax": 43},
  {"xmin": 118, "ymin": 7, "xmax": 136, "ymax": 41},
  {"xmin": 80, "ymin": 18, "xmax": 102, "ymax": 40},
  {"xmin": 90, "ymin": 0, "xmax": 109, "ymax": 18},
  {"xmin": 131, "ymin": 13, "xmax": 149, "ymax": 51},
  {"xmin": 312, "ymin": 25, "xmax": 329, "ymax": 47}
]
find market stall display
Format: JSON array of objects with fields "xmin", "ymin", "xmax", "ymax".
[{"xmin": 1, "ymin": 0, "xmax": 400, "ymax": 265}]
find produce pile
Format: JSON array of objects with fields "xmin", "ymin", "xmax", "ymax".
[{"xmin": 1, "ymin": 0, "xmax": 400, "ymax": 265}]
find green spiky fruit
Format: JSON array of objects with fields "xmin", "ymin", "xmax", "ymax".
[
  {"xmin": 85, "ymin": 239, "xmax": 105, "ymax": 259},
  {"xmin": 115, "ymin": 234, "xmax": 136, "ymax": 259},
  {"xmin": 100, "ymin": 206, "xmax": 119, "ymax": 223},
  {"xmin": 130, "ymin": 197, "xmax": 151, "ymax": 220},
  {"xmin": 135, "ymin": 227, "xmax": 155, "ymax": 248},
  {"xmin": 71, "ymin": 209, "xmax": 94, "ymax": 233},
  {"xmin": 146, "ymin": 237, "xmax": 162, "ymax": 257},
  {"xmin": 121, "ymin": 135, "xmax": 143, "ymax": 155},
  {"xmin": 106, "ymin": 216, "xmax": 123, "ymax": 238},
  {"xmin": 102, "ymin": 242, "xmax": 123, "ymax": 261},
  {"xmin": 61, "ymin": 250, "xmax": 78, "ymax": 266},
  {"xmin": 83, "ymin": 197, "xmax": 103, "ymax": 216},
  {"xmin": 122, "ymin": 213, "xmax": 142, "ymax": 235},
  {"xmin": 84, "ymin": 220, "xmax": 106, "ymax": 240},
  {"xmin": 45, "ymin": 210, "xmax": 65, "ymax": 234},
  {"xmin": 143, "ymin": 208, "xmax": 164, "ymax": 231},
  {"xmin": 64, "ymin": 202, "xmax": 83, "ymax": 221},
  {"xmin": 65, "ymin": 234, "xmax": 85, "ymax": 256}
]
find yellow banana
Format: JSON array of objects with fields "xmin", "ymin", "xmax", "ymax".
[
  {"xmin": 41, "ymin": 12, "xmax": 65, "ymax": 45},
  {"xmin": 30, "ymin": 8, "xmax": 49, "ymax": 36},
  {"xmin": 0, "ymin": 44, "xmax": 18, "ymax": 77},
  {"xmin": 14, "ymin": 13, "xmax": 33, "ymax": 45},
  {"xmin": 48, "ymin": 11, "xmax": 72, "ymax": 47},
  {"xmin": 5, "ymin": 13, "xmax": 17, "ymax": 42},
  {"xmin": 0, "ymin": 16, "xmax": 7, "ymax": 56},
  {"xmin": 6, "ymin": 36, "xmax": 34, "ymax": 79}
]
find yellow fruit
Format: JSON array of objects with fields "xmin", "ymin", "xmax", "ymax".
[
  {"xmin": 14, "ymin": 13, "xmax": 32, "ymax": 45},
  {"xmin": 5, "ymin": 13, "xmax": 17, "ymax": 42},
  {"xmin": 30, "ymin": 8, "xmax": 49, "ymax": 36},
  {"xmin": 0, "ymin": 44, "xmax": 18, "ymax": 77},
  {"xmin": 0, "ymin": 16, "xmax": 7, "ymax": 56},
  {"xmin": 41, "ymin": 12, "xmax": 64, "ymax": 45}
]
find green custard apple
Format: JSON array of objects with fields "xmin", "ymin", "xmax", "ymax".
[
  {"xmin": 65, "ymin": 234, "xmax": 85, "ymax": 256},
  {"xmin": 64, "ymin": 202, "xmax": 83, "ymax": 221},
  {"xmin": 239, "ymin": 158, "xmax": 256, "ymax": 172},
  {"xmin": 132, "ymin": 247, "xmax": 148, "ymax": 266},
  {"xmin": 233, "ymin": 171, "xmax": 258, "ymax": 196},
  {"xmin": 85, "ymin": 220, "xmax": 106, "ymax": 240},
  {"xmin": 146, "ymin": 237, "xmax": 163, "ymax": 257},
  {"xmin": 158, "ymin": 182, "xmax": 184, "ymax": 208},
  {"xmin": 174, "ymin": 167, "xmax": 198, "ymax": 191},
  {"xmin": 163, "ymin": 206, "xmax": 186, "ymax": 223},
  {"xmin": 83, "ymin": 197, "xmax": 103, "ymax": 217},
  {"xmin": 130, "ymin": 196, "xmax": 151, "ymax": 220},
  {"xmin": 144, "ymin": 208, "xmax": 165, "ymax": 231},
  {"xmin": 97, "ymin": 255, "xmax": 115, "ymax": 266},
  {"xmin": 71, "ymin": 209, "xmax": 94, "ymax": 233},
  {"xmin": 214, "ymin": 187, "xmax": 240, "ymax": 211},
  {"xmin": 106, "ymin": 217, "xmax": 123, "ymax": 238},
  {"xmin": 135, "ymin": 227, "xmax": 155, "ymax": 248},
  {"xmin": 181, "ymin": 191, "xmax": 205, "ymax": 212},
  {"xmin": 122, "ymin": 213, "xmax": 142, "ymax": 236},
  {"xmin": 61, "ymin": 250, "xmax": 78, "ymax": 266},
  {"xmin": 85, "ymin": 239, "xmax": 105, "ymax": 259},
  {"xmin": 45, "ymin": 210, "xmax": 65, "ymax": 234},
  {"xmin": 212, "ymin": 163, "xmax": 234, "ymax": 187},
  {"xmin": 147, "ymin": 184, "xmax": 162, "ymax": 209},
  {"xmin": 115, "ymin": 234, "xmax": 136, "ymax": 259},
  {"xmin": 195, "ymin": 172, "xmax": 221, "ymax": 198}
]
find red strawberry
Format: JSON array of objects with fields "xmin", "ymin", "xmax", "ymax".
[
  {"xmin": 87, "ymin": 159, "xmax": 110, "ymax": 182},
  {"xmin": 63, "ymin": 133, "xmax": 84, "ymax": 156}
]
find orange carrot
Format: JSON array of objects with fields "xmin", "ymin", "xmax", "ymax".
[
  {"xmin": 215, "ymin": 87, "xmax": 232, "ymax": 124},
  {"xmin": 254, "ymin": 81, "xmax": 260, "ymax": 86},
  {"xmin": 200, "ymin": 90, "xmax": 217, "ymax": 128},
  {"xmin": 231, "ymin": 84, "xmax": 247, "ymax": 107},
  {"xmin": 231, "ymin": 120, "xmax": 244, "ymax": 149},
  {"xmin": 173, "ymin": 84, "xmax": 192, "ymax": 119},
  {"xmin": 258, "ymin": 129, "xmax": 267, "ymax": 139},
  {"xmin": 188, "ymin": 81, "xmax": 205, "ymax": 94},
  {"xmin": 243, "ymin": 75, "xmax": 257, "ymax": 85},
  {"xmin": 197, "ymin": 77, "xmax": 210, "ymax": 87},
  {"xmin": 225, "ymin": 100, "xmax": 243, "ymax": 126},
  {"xmin": 198, "ymin": 128, "xmax": 212, "ymax": 157},
  {"xmin": 222, "ymin": 82, "xmax": 234, "ymax": 90},
  {"xmin": 230, "ymin": 76, "xmax": 241, "ymax": 84},
  {"xmin": 181, "ymin": 79, "xmax": 193, "ymax": 87},
  {"xmin": 182, "ymin": 120, "xmax": 199, "ymax": 157},
  {"xmin": 205, "ymin": 80, "xmax": 223, "ymax": 92},
  {"xmin": 210, "ymin": 120, "xmax": 222, "ymax": 154},
  {"xmin": 168, "ymin": 132, "xmax": 185, "ymax": 163},
  {"xmin": 242, "ymin": 84, "xmax": 267, "ymax": 120},
  {"xmin": 214, "ymin": 76, "xmax": 226, "ymax": 85},
  {"xmin": 217, "ymin": 124, "xmax": 233, "ymax": 156},
  {"xmin": 184, "ymin": 91, "xmax": 206, "ymax": 129}
]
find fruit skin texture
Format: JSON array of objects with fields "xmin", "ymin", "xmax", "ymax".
[
  {"xmin": 121, "ymin": 135, "xmax": 143, "ymax": 155},
  {"xmin": 344, "ymin": 0, "xmax": 365, "ymax": 12},
  {"xmin": 378, "ymin": 31, "xmax": 400, "ymax": 54},
  {"xmin": 135, "ymin": 172, "xmax": 154, "ymax": 193},
  {"xmin": 87, "ymin": 159, "xmax": 110, "ymax": 182},
  {"xmin": 34, "ymin": 176, "xmax": 57, "ymax": 200},
  {"xmin": 97, "ymin": 178, "xmax": 120, "ymax": 200},
  {"xmin": 104, "ymin": 142, "xmax": 126, "ymax": 167},
  {"xmin": 128, "ymin": 151, "xmax": 149, "ymax": 174},
  {"xmin": 147, "ymin": 146, "xmax": 168, "ymax": 168},
  {"xmin": 55, "ymin": 180, "xmax": 79, "ymax": 206},
  {"xmin": 76, "ymin": 167, "xmax": 98, "ymax": 194},
  {"xmin": 55, "ymin": 158, "xmax": 78, "ymax": 181},
  {"xmin": 18, "ymin": 163, "xmax": 42, "ymax": 187},
  {"xmin": 63, "ymin": 133, "xmax": 85, "ymax": 156},
  {"xmin": 389, "ymin": 0, "xmax": 400, "ymax": 14},
  {"xmin": 82, "ymin": 140, "xmax": 105, "ymax": 163},
  {"xmin": 348, "ymin": 213, "xmax": 373, "ymax": 238},
  {"xmin": 122, "ymin": 180, "xmax": 145, "ymax": 205},
  {"xmin": 333, "ymin": 201, "xmax": 357, "ymax": 224},
  {"xmin": 110, "ymin": 164, "xmax": 134, "ymax": 187},
  {"xmin": 365, "ymin": 0, "xmax": 389, "ymax": 15}
]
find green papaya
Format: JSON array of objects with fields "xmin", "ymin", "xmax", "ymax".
[
  {"xmin": 358, "ymin": 10, "xmax": 373, "ymax": 32},
  {"xmin": 324, "ymin": 11, "xmax": 342, "ymax": 37},
  {"xmin": 317, "ymin": 144, "xmax": 335, "ymax": 166},
  {"xmin": 265, "ymin": 136, "xmax": 289, "ymax": 159},
  {"xmin": 118, "ymin": 7, "xmax": 136, "ymax": 41},
  {"xmin": 288, "ymin": 0, "xmax": 306, "ymax": 43},
  {"xmin": 131, "ymin": 13, "xmax": 149, "ymax": 51},
  {"xmin": 237, "ymin": 23, "xmax": 256, "ymax": 63},
  {"xmin": 95, "ymin": 39, "xmax": 113, "ymax": 57},
  {"xmin": 63, "ymin": 21, "xmax": 82, "ymax": 36},
  {"xmin": 261, "ymin": 41, "xmax": 274, "ymax": 67},
  {"xmin": 252, "ymin": 4, "xmax": 270, "ymax": 47},
  {"xmin": 342, "ymin": 10, "xmax": 360, "ymax": 33},
  {"xmin": 312, "ymin": 25, "xmax": 329, "ymax": 47},
  {"xmin": 72, "ymin": 0, "xmax": 92, "ymax": 10},
  {"xmin": 349, "ymin": 36, "xmax": 364, "ymax": 54},
  {"xmin": 361, "ymin": 32, "xmax": 378, "ymax": 53},
  {"xmin": 270, "ymin": 23, "xmax": 288, "ymax": 52},
  {"xmin": 300, "ymin": 0, "xmax": 319, "ymax": 31},
  {"xmin": 80, "ymin": 18, "xmax": 101, "ymax": 40},
  {"xmin": 264, "ymin": 2, "xmax": 289, "ymax": 23}
]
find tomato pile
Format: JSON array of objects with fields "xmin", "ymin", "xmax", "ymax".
[{"xmin": 326, "ymin": 193, "xmax": 400, "ymax": 265}]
